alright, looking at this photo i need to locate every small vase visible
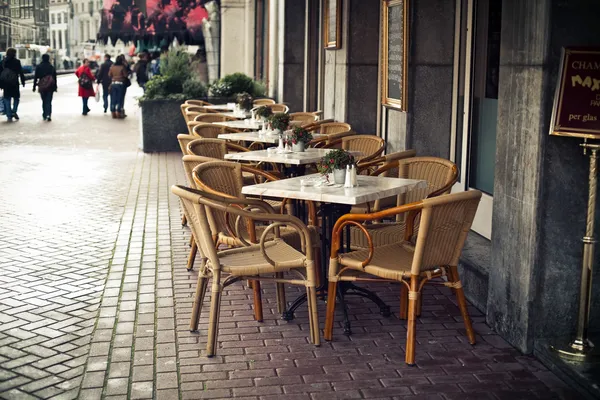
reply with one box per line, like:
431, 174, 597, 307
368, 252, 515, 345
292, 142, 305, 152
333, 168, 346, 184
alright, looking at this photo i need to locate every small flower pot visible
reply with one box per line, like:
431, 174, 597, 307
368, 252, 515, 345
292, 142, 306, 152
333, 168, 346, 184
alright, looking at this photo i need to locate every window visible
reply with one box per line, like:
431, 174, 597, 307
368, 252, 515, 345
52, 30, 56, 49
57, 13, 61, 23
51, 13, 55, 24
59, 31, 63, 49
64, 12, 67, 22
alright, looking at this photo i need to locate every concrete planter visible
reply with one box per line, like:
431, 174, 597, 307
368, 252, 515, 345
139, 99, 186, 153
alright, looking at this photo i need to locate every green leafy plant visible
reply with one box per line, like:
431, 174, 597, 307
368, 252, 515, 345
255, 106, 273, 119
236, 92, 253, 111
268, 112, 290, 131
140, 51, 207, 101
290, 126, 313, 144
318, 149, 355, 173
209, 73, 266, 98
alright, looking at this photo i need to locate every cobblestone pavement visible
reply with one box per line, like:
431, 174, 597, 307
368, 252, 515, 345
0, 81, 580, 399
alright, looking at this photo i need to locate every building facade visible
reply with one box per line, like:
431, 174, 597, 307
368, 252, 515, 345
49, 0, 69, 58
238, 0, 600, 396
0, 0, 9, 50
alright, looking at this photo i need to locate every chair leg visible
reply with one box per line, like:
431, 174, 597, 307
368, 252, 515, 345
307, 286, 320, 346
182, 214, 188, 226
186, 241, 198, 271
399, 284, 408, 320
206, 279, 222, 357
189, 270, 208, 331
450, 265, 476, 345
189, 235, 194, 247
324, 281, 338, 341
446, 267, 457, 295
416, 291, 422, 317
405, 275, 419, 366
275, 272, 286, 314
252, 280, 264, 322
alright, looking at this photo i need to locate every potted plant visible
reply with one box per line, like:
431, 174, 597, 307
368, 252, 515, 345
318, 149, 355, 184
254, 105, 273, 121
236, 92, 253, 112
268, 112, 290, 135
289, 126, 313, 153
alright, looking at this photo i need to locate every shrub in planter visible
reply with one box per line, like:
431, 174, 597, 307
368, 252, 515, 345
268, 112, 291, 132
255, 105, 273, 119
209, 73, 266, 98
236, 92, 254, 111
183, 78, 208, 99
317, 149, 355, 173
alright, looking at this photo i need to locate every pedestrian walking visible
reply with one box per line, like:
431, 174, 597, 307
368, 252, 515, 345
96, 54, 113, 113
108, 55, 128, 119
121, 56, 132, 117
33, 54, 57, 122
0, 48, 26, 123
75, 59, 96, 116
133, 51, 149, 92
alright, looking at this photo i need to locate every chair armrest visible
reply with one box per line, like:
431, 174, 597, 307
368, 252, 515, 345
226, 142, 250, 153
330, 201, 425, 261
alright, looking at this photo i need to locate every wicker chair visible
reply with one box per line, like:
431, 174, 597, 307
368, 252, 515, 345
270, 104, 290, 113
325, 190, 482, 365
324, 134, 385, 163
185, 100, 214, 107
187, 138, 249, 159
307, 122, 354, 148
171, 185, 320, 356
194, 113, 238, 123
253, 98, 276, 106
290, 112, 320, 124
350, 157, 459, 250
177, 134, 197, 156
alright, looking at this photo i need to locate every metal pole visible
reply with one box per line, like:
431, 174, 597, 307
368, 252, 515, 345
552, 140, 600, 360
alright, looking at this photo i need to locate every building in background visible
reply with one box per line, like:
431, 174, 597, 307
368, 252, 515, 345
49, 0, 69, 60
0, 0, 9, 50
33, 0, 50, 45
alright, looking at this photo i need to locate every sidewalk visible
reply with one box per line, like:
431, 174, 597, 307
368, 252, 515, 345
0, 89, 578, 399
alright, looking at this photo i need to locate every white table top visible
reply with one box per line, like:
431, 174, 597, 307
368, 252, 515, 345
218, 132, 327, 145
225, 148, 360, 165
242, 174, 427, 205
214, 120, 263, 130
204, 104, 235, 111
220, 111, 251, 119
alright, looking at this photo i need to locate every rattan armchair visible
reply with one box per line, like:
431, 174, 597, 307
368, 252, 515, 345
290, 112, 320, 124
324, 134, 385, 163
177, 134, 197, 155
171, 185, 321, 356
187, 138, 249, 159
325, 190, 482, 365
253, 98, 276, 106
307, 122, 354, 148
350, 157, 459, 250
270, 104, 290, 113
185, 100, 214, 107
194, 113, 238, 123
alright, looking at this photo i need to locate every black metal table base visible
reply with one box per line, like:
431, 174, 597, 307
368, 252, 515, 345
280, 203, 392, 335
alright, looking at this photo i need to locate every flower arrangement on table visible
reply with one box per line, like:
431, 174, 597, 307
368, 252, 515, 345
254, 105, 273, 121
268, 112, 291, 133
317, 149, 355, 183
236, 92, 254, 112
288, 126, 313, 152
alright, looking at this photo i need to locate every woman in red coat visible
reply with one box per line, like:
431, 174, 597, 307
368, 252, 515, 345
75, 59, 96, 116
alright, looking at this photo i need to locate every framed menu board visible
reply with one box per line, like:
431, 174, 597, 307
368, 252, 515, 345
550, 47, 600, 139
324, 0, 341, 49
381, 0, 408, 110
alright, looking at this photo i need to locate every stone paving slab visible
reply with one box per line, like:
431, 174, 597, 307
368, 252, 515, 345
0, 85, 581, 399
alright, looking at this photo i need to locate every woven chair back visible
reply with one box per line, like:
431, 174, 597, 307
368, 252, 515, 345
341, 135, 385, 162
396, 157, 458, 206
187, 138, 228, 159
270, 104, 289, 113
185, 100, 213, 107
290, 112, 319, 124
194, 113, 237, 123
192, 123, 224, 139
253, 98, 276, 106
182, 155, 215, 188
412, 191, 481, 274
193, 161, 245, 236
177, 134, 197, 155
320, 122, 351, 136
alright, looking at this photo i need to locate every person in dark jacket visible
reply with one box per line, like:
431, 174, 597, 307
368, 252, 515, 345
33, 54, 58, 121
0, 48, 26, 122
133, 51, 149, 92
96, 54, 113, 113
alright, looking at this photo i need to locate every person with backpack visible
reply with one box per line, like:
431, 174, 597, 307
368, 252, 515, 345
33, 54, 57, 122
75, 59, 96, 116
0, 48, 26, 123
96, 54, 113, 113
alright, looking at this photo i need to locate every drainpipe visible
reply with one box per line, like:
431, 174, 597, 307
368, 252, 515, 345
267, 0, 278, 99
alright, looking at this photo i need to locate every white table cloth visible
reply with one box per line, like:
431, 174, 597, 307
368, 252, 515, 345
242, 174, 427, 205
213, 120, 263, 130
